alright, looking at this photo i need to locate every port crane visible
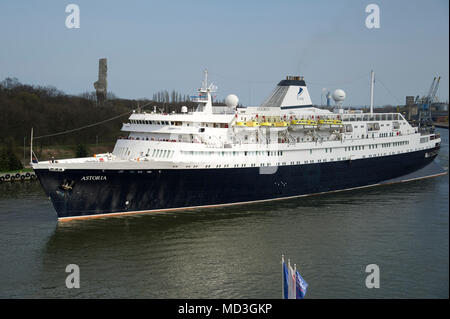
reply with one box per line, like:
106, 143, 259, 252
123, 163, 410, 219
418, 76, 441, 126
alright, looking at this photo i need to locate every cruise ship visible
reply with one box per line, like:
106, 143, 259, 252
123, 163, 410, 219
32, 71, 441, 220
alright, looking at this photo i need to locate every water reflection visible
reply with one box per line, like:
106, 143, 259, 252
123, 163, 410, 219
39, 174, 445, 298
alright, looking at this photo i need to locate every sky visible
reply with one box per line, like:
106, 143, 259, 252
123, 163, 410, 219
0, 0, 448, 107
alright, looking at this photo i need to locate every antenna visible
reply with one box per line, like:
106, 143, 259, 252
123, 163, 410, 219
209, 82, 218, 92
321, 88, 327, 106
202, 69, 208, 90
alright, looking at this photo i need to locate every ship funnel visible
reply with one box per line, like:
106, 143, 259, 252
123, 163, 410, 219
261, 76, 312, 109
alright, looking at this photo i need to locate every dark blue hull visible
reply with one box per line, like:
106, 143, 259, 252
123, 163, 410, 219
34, 148, 439, 219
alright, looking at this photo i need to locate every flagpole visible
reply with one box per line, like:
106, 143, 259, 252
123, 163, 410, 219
288, 259, 291, 299
281, 254, 284, 299
294, 264, 297, 299
30, 127, 33, 164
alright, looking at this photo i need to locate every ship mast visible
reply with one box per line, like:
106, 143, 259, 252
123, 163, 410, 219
370, 70, 374, 115
194, 69, 216, 114
203, 69, 208, 89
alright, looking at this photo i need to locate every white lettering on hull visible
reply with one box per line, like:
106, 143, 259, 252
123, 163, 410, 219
81, 176, 107, 181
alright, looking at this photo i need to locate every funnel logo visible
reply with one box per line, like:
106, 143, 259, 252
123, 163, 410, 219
297, 87, 304, 100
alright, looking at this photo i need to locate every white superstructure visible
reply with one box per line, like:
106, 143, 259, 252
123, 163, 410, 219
33, 71, 441, 171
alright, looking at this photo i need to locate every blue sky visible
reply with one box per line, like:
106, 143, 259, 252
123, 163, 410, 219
0, 0, 448, 107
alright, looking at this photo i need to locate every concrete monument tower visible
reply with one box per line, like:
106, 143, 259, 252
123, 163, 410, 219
93, 58, 107, 105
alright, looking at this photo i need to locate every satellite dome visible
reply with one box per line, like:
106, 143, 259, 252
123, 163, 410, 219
225, 94, 239, 108
332, 89, 346, 102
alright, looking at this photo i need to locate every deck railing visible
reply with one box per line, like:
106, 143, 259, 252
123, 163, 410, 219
341, 113, 403, 122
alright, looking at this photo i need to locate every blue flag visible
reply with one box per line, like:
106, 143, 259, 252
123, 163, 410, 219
295, 270, 308, 299
283, 261, 289, 299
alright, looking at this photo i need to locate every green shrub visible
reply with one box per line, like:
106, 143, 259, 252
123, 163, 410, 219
0, 138, 23, 172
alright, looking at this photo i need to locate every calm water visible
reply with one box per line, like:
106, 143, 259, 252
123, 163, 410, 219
0, 129, 448, 299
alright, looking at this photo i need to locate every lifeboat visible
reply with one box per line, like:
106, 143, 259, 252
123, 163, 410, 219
243, 121, 259, 131
289, 119, 308, 131
233, 121, 248, 132
270, 121, 289, 132
304, 120, 317, 129
331, 119, 343, 128
235, 121, 260, 132
245, 121, 259, 127
259, 121, 287, 132
317, 119, 333, 130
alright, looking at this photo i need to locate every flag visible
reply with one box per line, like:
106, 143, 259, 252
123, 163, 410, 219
282, 258, 289, 299
288, 262, 296, 299
295, 270, 308, 299
282, 255, 308, 299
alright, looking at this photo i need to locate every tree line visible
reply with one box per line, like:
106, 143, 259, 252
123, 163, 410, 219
152, 90, 191, 104
0, 77, 203, 147
0, 77, 204, 170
